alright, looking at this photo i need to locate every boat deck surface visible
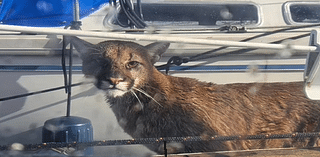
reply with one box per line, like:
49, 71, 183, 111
155, 147, 320, 157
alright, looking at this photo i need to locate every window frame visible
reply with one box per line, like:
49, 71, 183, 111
283, 1, 320, 25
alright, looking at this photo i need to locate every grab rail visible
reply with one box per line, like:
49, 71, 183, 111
0, 24, 317, 52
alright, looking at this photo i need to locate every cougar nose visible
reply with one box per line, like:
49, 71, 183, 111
107, 78, 124, 85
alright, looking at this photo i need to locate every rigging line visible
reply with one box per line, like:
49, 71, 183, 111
65, 0, 82, 117
238, 24, 320, 43
174, 33, 310, 72
189, 24, 318, 61
120, 0, 146, 28
156, 29, 313, 70
190, 32, 311, 62
62, 36, 69, 93
120, 0, 136, 28
136, 0, 143, 20
1, 132, 320, 151
126, 0, 146, 27
66, 43, 73, 117
0, 82, 84, 102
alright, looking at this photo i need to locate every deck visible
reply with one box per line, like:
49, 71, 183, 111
155, 147, 320, 157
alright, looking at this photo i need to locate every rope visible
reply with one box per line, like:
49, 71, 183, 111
1, 132, 319, 151
0, 83, 84, 102
156, 25, 317, 73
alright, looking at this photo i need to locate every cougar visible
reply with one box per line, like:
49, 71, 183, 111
70, 36, 320, 154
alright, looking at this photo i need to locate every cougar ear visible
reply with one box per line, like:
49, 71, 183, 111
67, 36, 97, 59
145, 42, 170, 65
67, 36, 104, 76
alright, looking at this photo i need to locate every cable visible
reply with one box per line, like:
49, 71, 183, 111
119, 0, 139, 28
66, 42, 73, 117
156, 33, 310, 72
156, 23, 320, 72
136, 0, 143, 20
0, 83, 84, 102
119, 0, 136, 28
61, 36, 69, 93
125, 0, 146, 28
117, 0, 146, 29
1, 132, 320, 151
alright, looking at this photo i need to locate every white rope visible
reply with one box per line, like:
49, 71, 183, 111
0, 24, 317, 52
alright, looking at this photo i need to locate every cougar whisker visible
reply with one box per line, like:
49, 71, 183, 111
132, 87, 163, 107
130, 89, 144, 109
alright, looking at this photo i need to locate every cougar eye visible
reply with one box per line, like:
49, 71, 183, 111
126, 61, 139, 69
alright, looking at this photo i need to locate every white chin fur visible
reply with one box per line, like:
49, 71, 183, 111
99, 80, 129, 97
106, 89, 127, 97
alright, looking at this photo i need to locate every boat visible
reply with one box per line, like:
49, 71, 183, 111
0, 0, 320, 156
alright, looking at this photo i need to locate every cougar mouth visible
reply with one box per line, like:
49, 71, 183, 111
96, 79, 132, 97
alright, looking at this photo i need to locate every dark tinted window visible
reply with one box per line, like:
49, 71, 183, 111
291, 5, 320, 23
284, 2, 320, 24
134, 3, 259, 26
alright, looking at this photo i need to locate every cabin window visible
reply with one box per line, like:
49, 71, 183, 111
115, 2, 260, 28
283, 2, 320, 24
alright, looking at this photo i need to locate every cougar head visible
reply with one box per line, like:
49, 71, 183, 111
70, 36, 170, 97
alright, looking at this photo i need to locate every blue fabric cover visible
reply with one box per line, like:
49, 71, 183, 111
0, 0, 109, 27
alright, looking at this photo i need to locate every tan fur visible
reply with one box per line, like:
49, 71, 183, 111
70, 36, 320, 154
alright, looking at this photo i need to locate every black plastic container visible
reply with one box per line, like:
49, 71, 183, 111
42, 116, 93, 155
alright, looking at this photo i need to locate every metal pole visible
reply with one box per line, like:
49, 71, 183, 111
66, 0, 81, 117
73, 0, 80, 21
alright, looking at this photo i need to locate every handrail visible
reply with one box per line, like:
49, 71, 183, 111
0, 24, 317, 52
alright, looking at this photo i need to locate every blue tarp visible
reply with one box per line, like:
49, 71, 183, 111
0, 0, 109, 27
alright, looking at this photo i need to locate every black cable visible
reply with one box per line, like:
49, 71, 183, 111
189, 23, 320, 62
118, 0, 146, 28
113, 0, 131, 28
156, 23, 320, 72
136, 0, 143, 20
188, 33, 311, 62
164, 141, 168, 157
66, 43, 73, 117
120, 0, 140, 28
164, 56, 189, 74
65, 17, 82, 117
157, 33, 311, 72
62, 36, 68, 93
119, 0, 133, 28
1, 132, 320, 151
0, 83, 84, 102
125, 0, 146, 27
108, 0, 129, 27
116, 18, 131, 27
